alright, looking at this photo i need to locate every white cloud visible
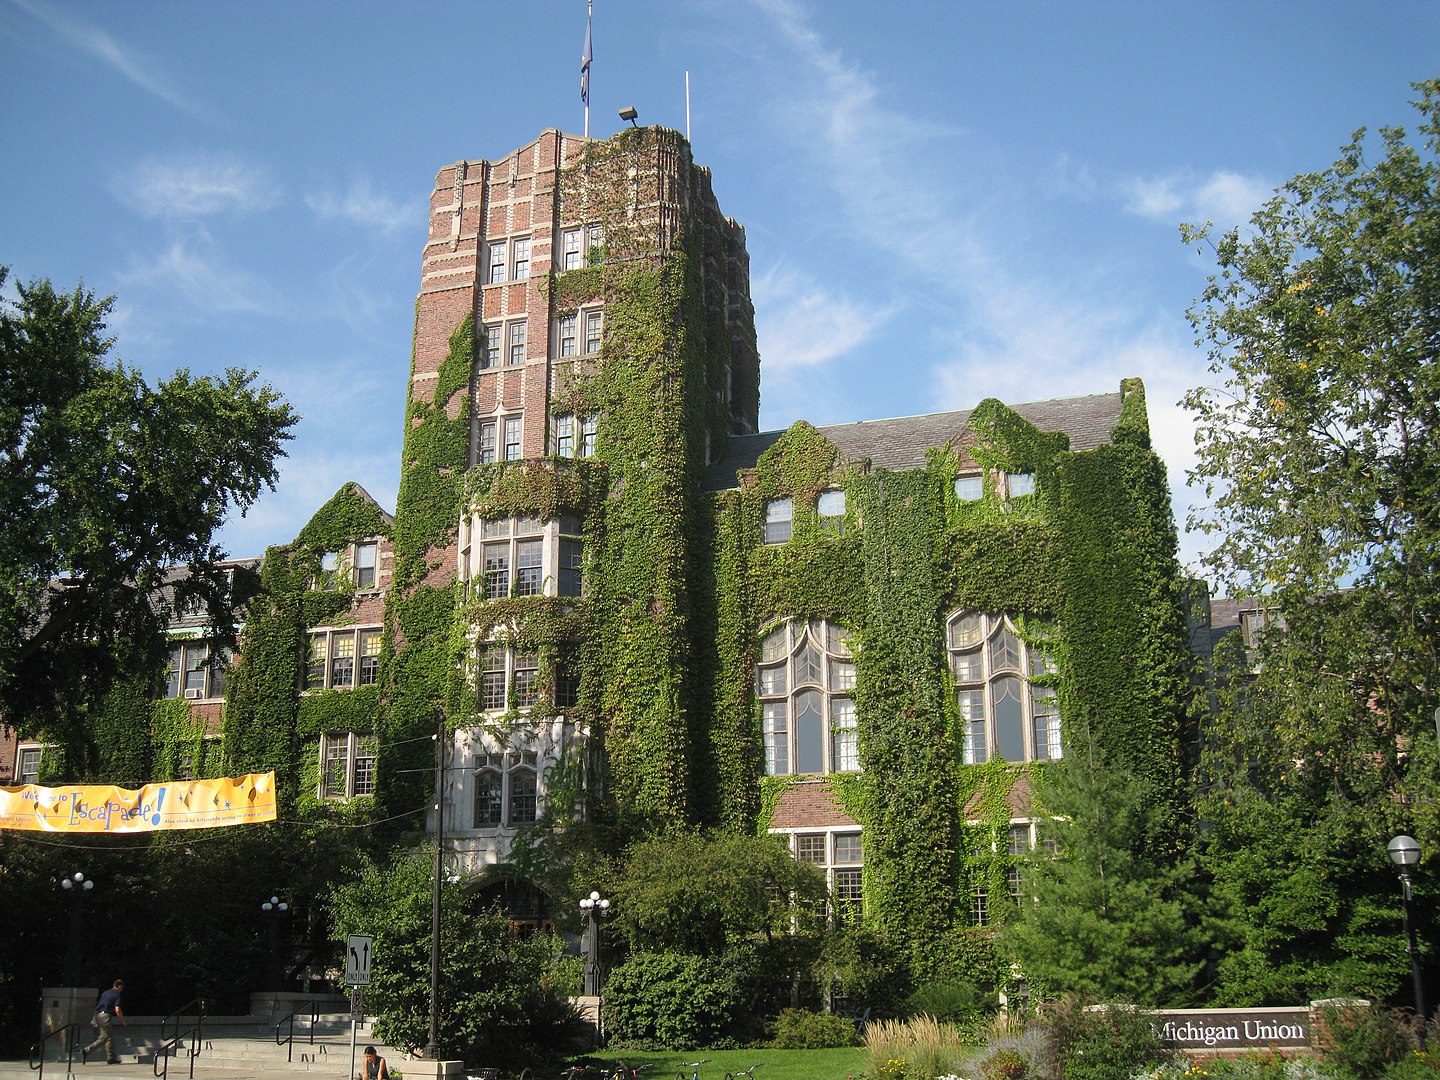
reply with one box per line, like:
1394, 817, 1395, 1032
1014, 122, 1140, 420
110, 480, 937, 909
1124, 169, 1273, 228
120, 238, 283, 316
12, 0, 213, 121
116, 156, 280, 220
306, 177, 416, 235
753, 264, 892, 373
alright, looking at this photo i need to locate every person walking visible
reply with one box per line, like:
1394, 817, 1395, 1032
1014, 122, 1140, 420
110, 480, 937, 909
81, 979, 126, 1064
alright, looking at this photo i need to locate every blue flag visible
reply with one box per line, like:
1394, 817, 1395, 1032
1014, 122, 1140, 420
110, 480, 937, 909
581, 7, 592, 107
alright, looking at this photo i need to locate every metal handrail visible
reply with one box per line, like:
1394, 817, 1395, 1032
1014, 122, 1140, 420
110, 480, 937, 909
275, 1000, 320, 1062
28, 1021, 81, 1079
153, 998, 205, 1080
157, 997, 207, 1050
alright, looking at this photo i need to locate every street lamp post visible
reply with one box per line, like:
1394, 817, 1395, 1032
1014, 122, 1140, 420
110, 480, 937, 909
260, 895, 289, 992
578, 890, 611, 997
60, 871, 93, 985
1387, 835, 1426, 1023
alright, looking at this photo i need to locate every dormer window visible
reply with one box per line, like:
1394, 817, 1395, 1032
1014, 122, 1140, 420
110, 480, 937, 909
315, 542, 380, 591
764, 498, 793, 545
954, 475, 985, 502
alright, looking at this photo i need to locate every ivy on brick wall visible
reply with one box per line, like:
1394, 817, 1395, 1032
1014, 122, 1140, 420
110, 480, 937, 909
223, 482, 391, 818
693, 390, 1196, 990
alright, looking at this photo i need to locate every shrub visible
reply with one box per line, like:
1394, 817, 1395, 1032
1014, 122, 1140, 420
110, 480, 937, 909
981, 1046, 1027, 1079
1316, 1002, 1418, 1080
866, 1014, 971, 1080
768, 1007, 859, 1049
602, 951, 742, 1049
906, 977, 999, 1026
1034, 996, 1176, 1080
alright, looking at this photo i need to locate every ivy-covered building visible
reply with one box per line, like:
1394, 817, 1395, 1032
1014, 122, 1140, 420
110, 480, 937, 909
360, 124, 1195, 974
6, 125, 1198, 984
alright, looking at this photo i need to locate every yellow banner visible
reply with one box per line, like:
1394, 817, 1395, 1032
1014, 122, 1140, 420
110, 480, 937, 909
0, 772, 277, 833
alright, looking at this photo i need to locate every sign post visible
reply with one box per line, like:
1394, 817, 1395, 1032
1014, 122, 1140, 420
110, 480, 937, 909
346, 935, 374, 1080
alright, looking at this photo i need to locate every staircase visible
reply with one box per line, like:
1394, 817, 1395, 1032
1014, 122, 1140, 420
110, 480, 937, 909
5, 1007, 459, 1080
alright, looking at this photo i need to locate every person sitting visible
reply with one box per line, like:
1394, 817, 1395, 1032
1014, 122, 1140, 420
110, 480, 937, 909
361, 1045, 389, 1080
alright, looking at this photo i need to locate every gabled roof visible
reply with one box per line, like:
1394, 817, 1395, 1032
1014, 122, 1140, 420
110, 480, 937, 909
702, 391, 1126, 491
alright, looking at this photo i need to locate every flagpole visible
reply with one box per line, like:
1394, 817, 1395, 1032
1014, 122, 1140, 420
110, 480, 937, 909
582, 0, 593, 138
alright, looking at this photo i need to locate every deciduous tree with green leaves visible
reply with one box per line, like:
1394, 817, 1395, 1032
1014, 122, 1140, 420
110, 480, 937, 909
0, 270, 297, 761
1181, 80, 1440, 1004
328, 854, 578, 1068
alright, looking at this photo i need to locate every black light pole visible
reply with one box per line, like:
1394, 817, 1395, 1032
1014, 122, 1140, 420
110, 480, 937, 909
1388, 835, 1426, 1023
578, 890, 611, 996
425, 716, 445, 1060
261, 895, 289, 992
60, 871, 93, 985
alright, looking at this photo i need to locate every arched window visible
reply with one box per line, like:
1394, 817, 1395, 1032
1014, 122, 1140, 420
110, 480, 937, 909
756, 619, 857, 775
947, 611, 1061, 764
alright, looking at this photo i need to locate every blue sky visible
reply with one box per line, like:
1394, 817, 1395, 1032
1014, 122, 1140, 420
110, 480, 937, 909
3, 0, 1436, 574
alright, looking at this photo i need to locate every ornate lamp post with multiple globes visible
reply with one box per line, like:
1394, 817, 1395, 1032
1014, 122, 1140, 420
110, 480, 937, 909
578, 890, 611, 997
1387, 835, 1425, 1023
60, 871, 94, 985
260, 895, 289, 992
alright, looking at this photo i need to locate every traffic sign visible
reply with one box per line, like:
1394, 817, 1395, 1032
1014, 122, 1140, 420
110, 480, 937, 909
345, 934, 373, 986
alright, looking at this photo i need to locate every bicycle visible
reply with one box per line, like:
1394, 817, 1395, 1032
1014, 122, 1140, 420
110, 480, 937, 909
609, 1063, 655, 1080
674, 1059, 711, 1080
559, 1067, 603, 1080
722, 1065, 763, 1080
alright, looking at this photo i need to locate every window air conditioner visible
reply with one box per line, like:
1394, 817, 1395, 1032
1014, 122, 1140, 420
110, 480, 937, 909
183, 688, 203, 700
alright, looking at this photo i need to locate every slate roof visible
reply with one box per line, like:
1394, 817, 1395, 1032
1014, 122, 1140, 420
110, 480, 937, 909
702, 390, 1127, 491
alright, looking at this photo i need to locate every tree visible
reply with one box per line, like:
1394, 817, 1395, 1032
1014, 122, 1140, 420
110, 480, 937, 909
1180, 79, 1440, 1004
609, 830, 827, 956
0, 270, 297, 749
1003, 724, 1210, 1007
328, 854, 578, 1068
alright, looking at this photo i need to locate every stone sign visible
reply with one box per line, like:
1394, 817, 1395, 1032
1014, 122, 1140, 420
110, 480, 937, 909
1156, 1007, 1311, 1050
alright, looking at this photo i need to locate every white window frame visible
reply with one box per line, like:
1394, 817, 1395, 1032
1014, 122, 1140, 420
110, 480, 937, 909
756, 619, 857, 776
488, 239, 507, 284
15, 743, 43, 786
763, 497, 793, 545
553, 414, 575, 457
482, 322, 502, 368
948, 611, 1061, 764
954, 473, 986, 502
165, 639, 230, 701
470, 515, 584, 603
478, 419, 498, 464
780, 828, 864, 925
306, 627, 383, 691
817, 490, 846, 535
314, 541, 379, 591
503, 416, 523, 460
583, 308, 603, 355
477, 646, 539, 711
1006, 472, 1036, 499
556, 313, 577, 357
320, 731, 377, 799
511, 236, 530, 280
507, 320, 527, 366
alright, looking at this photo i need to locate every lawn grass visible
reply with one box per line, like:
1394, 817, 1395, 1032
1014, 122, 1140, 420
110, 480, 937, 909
559, 1046, 870, 1080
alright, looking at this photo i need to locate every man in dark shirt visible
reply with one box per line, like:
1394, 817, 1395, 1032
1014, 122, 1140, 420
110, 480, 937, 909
82, 979, 126, 1064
